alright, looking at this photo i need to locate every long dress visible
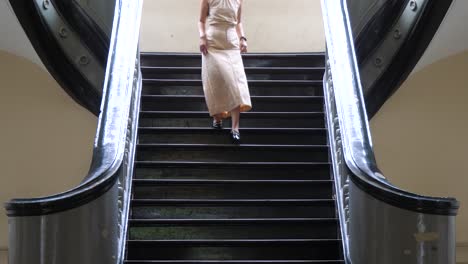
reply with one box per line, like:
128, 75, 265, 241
202, 0, 252, 118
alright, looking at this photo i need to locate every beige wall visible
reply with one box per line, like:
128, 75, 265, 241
0, 250, 6, 264
0, 51, 97, 250
140, 0, 325, 53
371, 50, 468, 262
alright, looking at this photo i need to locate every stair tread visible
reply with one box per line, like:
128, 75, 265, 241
124, 260, 344, 264
127, 239, 342, 244
139, 127, 326, 131
141, 66, 325, 70
140, 111, 324, 118
141, 52, 325, 56
144, 79, 322, 84
138, 128, 325, 133
141, 95, 323, 99
132, 199, 335, 206
129, 218, 338, 223
137, 143, 328, 148
135, 161, 330, 166
125, 260, 344, 264
133, 179, 333, 184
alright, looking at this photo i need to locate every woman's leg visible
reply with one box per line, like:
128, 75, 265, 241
212, 113, 223, 130
230, 106, 241, 132
213, 114, 222, 123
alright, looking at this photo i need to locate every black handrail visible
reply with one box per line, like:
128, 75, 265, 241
7, 0, 107, 115
351, 0, 454, 118
5, 0, 143, 217
324, 0, 459, 217
51, 0, 111, 66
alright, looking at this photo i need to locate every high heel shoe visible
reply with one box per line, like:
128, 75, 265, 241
230, 130, 241, 144
212, 119, 223, 130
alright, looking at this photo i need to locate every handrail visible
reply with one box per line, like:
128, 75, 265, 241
6, 0, 143, 263
51, 0, 112, 66
322, 0, 458, 262
5, 0, 142, 217
6, 0, 116, 115
350, 0, 454, 118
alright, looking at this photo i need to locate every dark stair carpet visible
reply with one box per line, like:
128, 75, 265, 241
124, 53, 343, 263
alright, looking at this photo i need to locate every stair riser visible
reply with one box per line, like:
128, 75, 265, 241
134, 166, 331, 180
141, 71, 324, 81
126, 242, 340, 260
131, 204, 336, 219
141, 55, 325, 68
139, 116, 325, 129
129, 222, 337, 240
141, 98, 323, 112
136, 148, 329, 162
133, 183, 332, 199
138, 132, 326, 145
143, 85, 323, 96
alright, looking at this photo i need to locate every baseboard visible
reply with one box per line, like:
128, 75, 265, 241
458, 241, 468, 264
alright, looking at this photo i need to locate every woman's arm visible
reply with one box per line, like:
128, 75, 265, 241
236, 0, 248, 53
199, 0, 209, 55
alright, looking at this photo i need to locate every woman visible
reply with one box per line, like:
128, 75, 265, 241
198, 0, 252, 144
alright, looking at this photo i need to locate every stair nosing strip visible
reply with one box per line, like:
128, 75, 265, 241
126, 238, 342, 244
139, 111, 325, 117
136, 143, 328, 148
132, 179, 333, 183
129, 218, 338, 223
141, 66, 326, 70
131, 199, 335, 205
143, 79, 323, 83
141, 95, 324, 99
138, 127, 327, 131
135, 161, 331, 166
140, 52, 325, 56
124, 261, 344, 263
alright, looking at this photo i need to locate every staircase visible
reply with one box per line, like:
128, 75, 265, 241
124, 53, 344, 263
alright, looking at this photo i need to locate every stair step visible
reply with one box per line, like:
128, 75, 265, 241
141, 95, 323, 112
132, 179, 333, 199
128, 218, 338, 240
133, 179, 331, 185
141, 66, 325, 80
132, 199, 335, 205
126, 239, 341, 260
140, 52, 325, 68
125, 261, 344, 264
136, 144, 329, 163
137, 127, 327, 145
131, 199, 336, 219
128, 53, 339, 262
143, 79, 321, 87
142, 79, 323, 96
139, 111, 325, 128
143, 83, 322, 97
129, 218, 337, 224
134, 161, 330, 180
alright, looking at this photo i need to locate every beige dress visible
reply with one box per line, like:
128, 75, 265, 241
202, 0, 252, 118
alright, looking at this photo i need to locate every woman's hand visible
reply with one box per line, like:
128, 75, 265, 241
240, 39, 248, 53
200, 36, 208, 55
